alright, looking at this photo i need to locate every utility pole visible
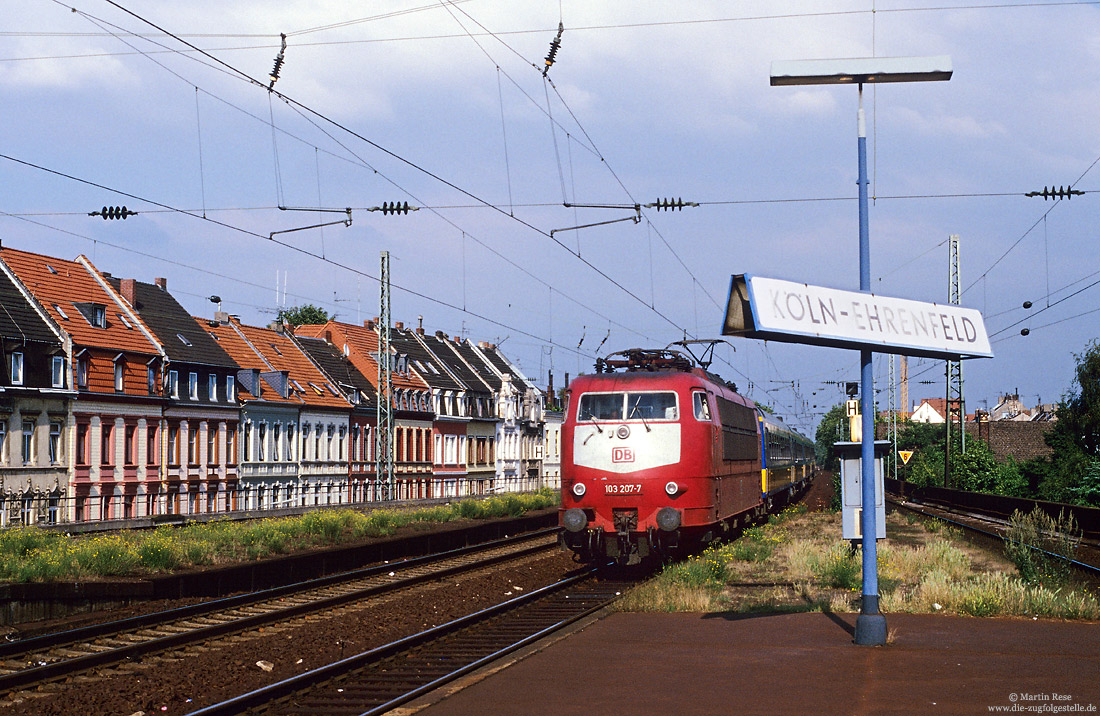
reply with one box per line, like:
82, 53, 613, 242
945, 234, 965, 487
376, 251, 394, 501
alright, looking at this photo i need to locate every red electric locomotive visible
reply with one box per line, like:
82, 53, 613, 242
559, 345, 814, 564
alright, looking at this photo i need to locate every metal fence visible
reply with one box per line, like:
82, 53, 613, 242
0, 471, 557, 531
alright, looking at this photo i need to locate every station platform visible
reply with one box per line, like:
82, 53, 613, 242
408, 611, 1100, 715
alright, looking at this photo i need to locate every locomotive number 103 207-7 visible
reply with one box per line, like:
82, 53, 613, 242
604, 483, 643, 495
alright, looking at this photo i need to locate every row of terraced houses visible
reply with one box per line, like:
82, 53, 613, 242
0, 245, 559, 526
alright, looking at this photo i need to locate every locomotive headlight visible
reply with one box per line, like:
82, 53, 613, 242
571, 482, 587, 498
563, 508, 588, 532
656, 507, 681, 532
664, 481, 679, 496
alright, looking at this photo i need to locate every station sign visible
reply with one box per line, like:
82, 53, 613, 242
722, 274, 993, 360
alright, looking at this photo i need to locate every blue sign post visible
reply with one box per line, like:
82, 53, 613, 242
734, 56, 958, 646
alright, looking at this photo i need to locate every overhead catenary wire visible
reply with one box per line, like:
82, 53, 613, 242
56, 1, 663, 355
95, 0, 691, 344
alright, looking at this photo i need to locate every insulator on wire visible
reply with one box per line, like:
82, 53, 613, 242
542, 22, 564, 77
1026, 185, 1084, 200
370, 201, 417, 215
648, 198, 699, 211
89, 206, 136, 220
268, 33, 287, 90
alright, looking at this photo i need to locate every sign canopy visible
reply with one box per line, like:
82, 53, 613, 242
722, 275, 994, 360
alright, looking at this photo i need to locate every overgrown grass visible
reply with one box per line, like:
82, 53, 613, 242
1003, 508, 1080, 588
619, 506, 1100, 620
0, 490, 558, 583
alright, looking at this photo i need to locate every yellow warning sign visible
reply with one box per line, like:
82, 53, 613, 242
898, 450, 914, 465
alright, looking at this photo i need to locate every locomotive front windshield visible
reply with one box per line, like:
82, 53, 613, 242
576, 391, 678, 421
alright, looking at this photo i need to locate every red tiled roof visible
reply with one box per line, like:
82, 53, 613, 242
296, 321, 429, 393
1, 247, 158, 356
203, 317, 350, 409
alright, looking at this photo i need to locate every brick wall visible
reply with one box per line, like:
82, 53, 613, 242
967, 421, 1053, 463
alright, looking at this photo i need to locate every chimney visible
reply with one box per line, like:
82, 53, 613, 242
565, 372, 570, 389
365, 319, 375, 330
435, 330, 447, 339
477, 341, 488, 349
120, 278, 136, 306
324, 329, 333, 343
394, 321, 404, 331
214, 310, 230, 324
416, 326, 425, 336
154, 277, 167, 291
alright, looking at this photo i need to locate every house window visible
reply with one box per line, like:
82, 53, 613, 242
147, 365, 156, 394
22, 420, 35, 465
76, 423, 88, 465
9, 352, 23, 386
337, 426, 345, 461
125, 425, 136, 465
168, 370, 179, 399
101, 422, 113, 466
226, 375, 235, 403
51, 356, 65, 388
167, 425, 179, 465
258, 423, 267, 462
188, 428, 198, 465
189, 372, 198, 400
227, 428, 236, 463
0, 421, 6, 463
207, 425, 218, 465
147, 425, 157, 465
114, 359, 125, 392
48, 422, 62, 464
286, 424, 296, 461
89, 304, 106, 328
77, 357, 88, 388
208, 374, 217, 401
434, 434, 442, 465
53, 303, 69, 320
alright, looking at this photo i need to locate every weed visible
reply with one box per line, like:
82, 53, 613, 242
1003, 508, 1080, 588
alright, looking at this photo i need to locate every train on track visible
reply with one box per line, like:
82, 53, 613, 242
559, 344, 815, 564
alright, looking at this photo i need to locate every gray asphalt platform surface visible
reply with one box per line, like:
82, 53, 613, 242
411, 611, 1100, 715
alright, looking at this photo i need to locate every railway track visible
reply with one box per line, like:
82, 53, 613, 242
0, 528, 559, 697
187, 568, 629, 716
887, 494, 1100, 579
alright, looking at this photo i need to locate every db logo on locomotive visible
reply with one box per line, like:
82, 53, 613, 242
611, 447, 635, 463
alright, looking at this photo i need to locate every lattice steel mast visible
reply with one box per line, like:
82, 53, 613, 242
376, 250, 394, 500
945, 234, 965, 486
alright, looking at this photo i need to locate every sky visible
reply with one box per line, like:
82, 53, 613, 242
2, 0, 1098, 436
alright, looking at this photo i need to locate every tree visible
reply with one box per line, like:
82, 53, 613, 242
814, 404, 847, 471
275, 304, 331, 328
1026, 340, 1100, 504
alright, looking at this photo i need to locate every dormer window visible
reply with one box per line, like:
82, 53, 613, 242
9, 352, 24, 385
53, 304, 69, 320
74, 302, 107, 328
46, 264, 58, 274
177, 334, 192, 347
52, 356, 65, 388
269, 343, 283, 356
118, 313, 133, 329
113, 355, 125, 392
